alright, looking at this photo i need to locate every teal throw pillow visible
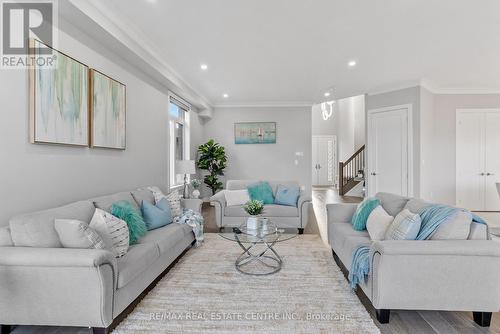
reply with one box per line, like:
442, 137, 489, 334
274, 184, 300, 207
247, 182, 275, 205
112, 201, 147, 245
141, 199, 172, 231
351, 197, 380, 231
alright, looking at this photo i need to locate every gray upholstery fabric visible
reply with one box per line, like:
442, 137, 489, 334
468, 222, 488, 240
404, 198, 430, 213
138, 223, 191, 254
0, 226, 13, 246
116, 243, 159, 288
54, 219, 106, 249
430, 210, 472, 240
131, 188, 155, 206
328, 222, 370, 270
0, 247, 115, 267
326, 203, 358, 223
92, 191, 139, 212
9, 200, 95, 247
226, 180, 300, 195
225, 204, 298, 217
375, 192, 409, 216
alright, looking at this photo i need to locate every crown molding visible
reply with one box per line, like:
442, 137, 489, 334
213, 102, 314, 108
66, 0, 212, 109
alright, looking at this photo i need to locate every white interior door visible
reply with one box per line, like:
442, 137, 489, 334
312, 136, 336, 186
456, 112, 484, 210
367, 106, 411, 197
484, 112, 500, 210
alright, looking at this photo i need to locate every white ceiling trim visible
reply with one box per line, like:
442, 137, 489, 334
213, 102, 314, 108
68, 0, 212, 109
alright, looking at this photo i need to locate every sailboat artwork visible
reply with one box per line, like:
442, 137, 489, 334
234, 122, 277, 144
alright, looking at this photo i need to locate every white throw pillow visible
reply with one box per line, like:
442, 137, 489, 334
148, 186, 182, 218
224, 189, 250, 206
366, 206, 394, 241
89, 208, 129, 258
430, 210, 472, 240
0, 226, 13, 246
55, 219, 106, 249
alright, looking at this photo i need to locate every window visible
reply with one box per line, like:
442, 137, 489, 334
169, 95, 190, 188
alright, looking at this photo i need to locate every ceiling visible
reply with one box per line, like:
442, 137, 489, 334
82, 0, 500, 106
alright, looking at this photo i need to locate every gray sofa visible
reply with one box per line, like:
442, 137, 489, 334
327, 192, 500, 327
210, 180, 311, 233
0, 187, 202, 334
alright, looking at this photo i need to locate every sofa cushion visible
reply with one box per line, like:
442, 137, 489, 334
54, 219, 106, 249
9, 200, 95, 247
141, 200, 172, 230
131, 188, 155, 207
225, 204, 298, 217
247, 182, 275, 205
366, 206, 394, 241
92, 192, 139, 212
468, 222, 489, 240
351, 197, 380, 231
0, 226, 13, 246
90, 208, 129, 258
225, 189, 250, 207
117, 243, 159, 288
404, 198, 430, 214
385, 209, 421, 240
274, 184, 300, 207
430, 210, 472, 240
138, 223, 190, 254
112, 201, 147, 245
376, 192, 409, 216
341, 236, 372, 271
328, 222, 369, 255
226, 180, 300, 196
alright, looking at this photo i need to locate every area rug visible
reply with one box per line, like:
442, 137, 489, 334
113, 233, 380, 333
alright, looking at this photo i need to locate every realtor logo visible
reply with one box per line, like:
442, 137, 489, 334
1, 0, 57, 68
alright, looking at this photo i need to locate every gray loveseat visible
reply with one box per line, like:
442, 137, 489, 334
210, 180, 311, 233
0, 187, 202, 334
327, 192, 500, 327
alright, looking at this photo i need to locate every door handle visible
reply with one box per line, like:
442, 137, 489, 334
370, 172, 377, 176
487, 173, 495, 176
318, 164, 321, 169
479, 173, 485, 176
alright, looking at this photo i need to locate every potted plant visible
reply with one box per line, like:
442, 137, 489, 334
196, 139, 228, 195
243, 200, 264, 229
191, 179, 202, 199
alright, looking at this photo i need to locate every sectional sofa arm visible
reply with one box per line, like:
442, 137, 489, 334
326, 203, 357, 224
209, 190, 226, 206
181, 198, 203, 213
0, 247, 116, 327
372, 240, 500, 257
0, 246, 116, 268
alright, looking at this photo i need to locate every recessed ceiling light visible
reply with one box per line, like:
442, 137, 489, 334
348, 60, 357, 67
223, 93, 229, 98
146, 0, 157, 3
200, 64, 208, 71
324, 92, 331, 97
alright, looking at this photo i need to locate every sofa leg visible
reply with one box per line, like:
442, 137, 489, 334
376, 309, 390, 324
1, 325, 12, 334
91, 327, 109, 334
473, 312, 492, 327
298, 228, 304, 235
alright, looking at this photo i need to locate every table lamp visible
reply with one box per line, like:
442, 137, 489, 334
175, 160, 196, 198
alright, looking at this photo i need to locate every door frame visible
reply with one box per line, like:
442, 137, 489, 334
312, 135, 337, 187
455, 108, 500, 210
366, 104, 414, 197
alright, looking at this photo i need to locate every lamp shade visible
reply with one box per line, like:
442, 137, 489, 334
175, 160, 196, 175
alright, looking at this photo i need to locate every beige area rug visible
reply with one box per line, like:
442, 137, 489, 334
113, 234, 380, 334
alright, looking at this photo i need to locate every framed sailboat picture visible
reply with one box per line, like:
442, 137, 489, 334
234, 122, 277, 144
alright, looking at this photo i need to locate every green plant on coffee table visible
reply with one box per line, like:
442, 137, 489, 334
197, 139, 228, 195
191, 178, 202, 189
244, 200, 264, 216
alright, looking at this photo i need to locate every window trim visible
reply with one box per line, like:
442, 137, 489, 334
168, 92, 191, 189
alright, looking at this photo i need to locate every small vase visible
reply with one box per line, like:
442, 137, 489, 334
192, 189, 200, 199
246, 216, 260, 230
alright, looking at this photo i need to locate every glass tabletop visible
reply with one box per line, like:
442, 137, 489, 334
219, 227, 297, 244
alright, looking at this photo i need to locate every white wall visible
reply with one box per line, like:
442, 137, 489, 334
0, 25, 182, 225
432, 94, 500, 205
419, 87, 435, 201
365, 86, 421, 197
203, 106, 312, 195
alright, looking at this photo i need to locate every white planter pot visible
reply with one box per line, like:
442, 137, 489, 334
192, 189, 200, 199
246, 216, 260, 230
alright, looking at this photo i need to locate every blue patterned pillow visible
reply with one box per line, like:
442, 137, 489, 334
274, 184, 300, 207
384, 209, 421, 240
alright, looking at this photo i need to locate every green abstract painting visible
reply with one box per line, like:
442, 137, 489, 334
234, 122, 277, 144
31, 40, 89, 146
91, 70, 126, 149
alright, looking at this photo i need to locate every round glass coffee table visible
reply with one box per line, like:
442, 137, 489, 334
219, 225, 296, 276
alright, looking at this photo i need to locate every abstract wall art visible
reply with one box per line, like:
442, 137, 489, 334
234, 122, 277, 144
30, 39, 89, 146
90, 69, 126, 149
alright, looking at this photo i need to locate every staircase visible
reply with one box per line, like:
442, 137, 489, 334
339, 145, 365, 196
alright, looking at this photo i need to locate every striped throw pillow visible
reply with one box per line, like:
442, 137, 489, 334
90, 208, 129, 258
